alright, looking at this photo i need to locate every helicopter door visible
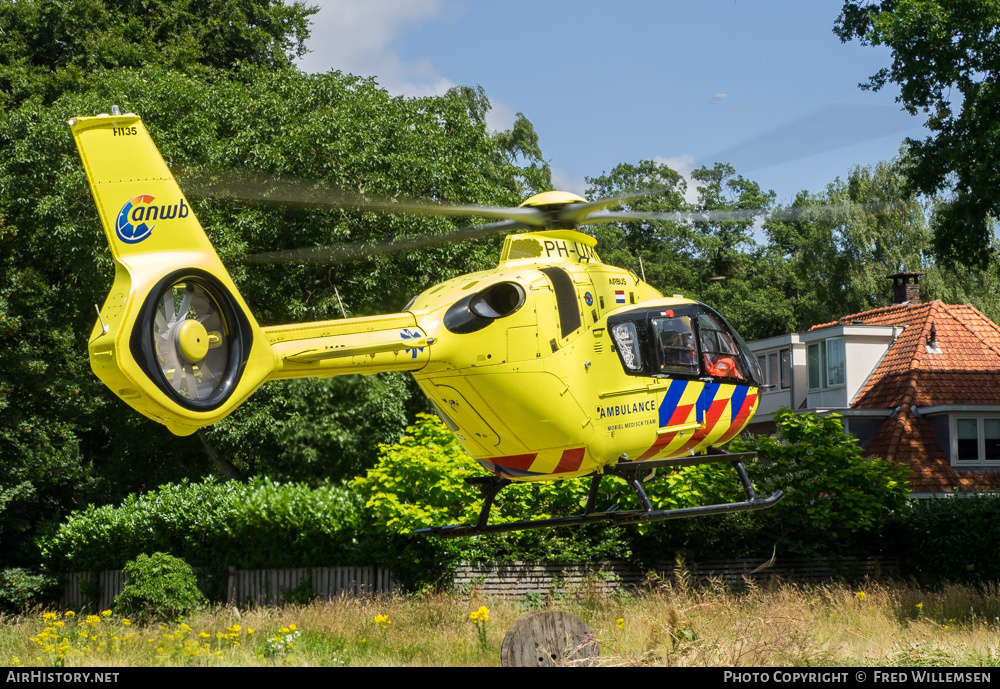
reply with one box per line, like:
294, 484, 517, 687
427, 381, 501, 451
651, 314, 699, 376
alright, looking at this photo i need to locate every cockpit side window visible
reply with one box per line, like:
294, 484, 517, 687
610, 321, 643, 372
651, 315, 698, 376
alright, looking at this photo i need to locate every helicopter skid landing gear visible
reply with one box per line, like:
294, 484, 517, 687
414, 451, 783, 538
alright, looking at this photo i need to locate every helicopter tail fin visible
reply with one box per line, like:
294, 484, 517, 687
69, 111, 275, 435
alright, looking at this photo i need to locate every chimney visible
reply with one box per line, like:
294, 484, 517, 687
888, 272, 925, 304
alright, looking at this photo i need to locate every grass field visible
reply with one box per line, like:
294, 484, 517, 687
3, 574, 1000, 667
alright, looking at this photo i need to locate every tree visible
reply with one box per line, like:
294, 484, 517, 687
584, 160, 693, 295
766, 157, 929, 326
738, 409, 910, 555
583, 160, 791, 341
685, 163, 787, 341
765, 155, 1000, 329
835, 1, 1000, 270
0, 0, 316, 105
0, 28, 550, 565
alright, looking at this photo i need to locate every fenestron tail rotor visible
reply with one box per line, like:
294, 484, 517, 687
153, 281, 229, 402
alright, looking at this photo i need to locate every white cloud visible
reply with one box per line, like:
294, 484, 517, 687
297, 0, 456, 97
654, 154, 699, 204
484, 99, 517, 134
297, 1, 521, 128
550, 168, 589, 197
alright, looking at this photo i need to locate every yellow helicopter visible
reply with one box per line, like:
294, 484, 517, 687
68, 108, 782, 536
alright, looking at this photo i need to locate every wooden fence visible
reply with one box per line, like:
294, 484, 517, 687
453, 556, 898, 598
62, 566, 399, 610
62, 556, 897, 608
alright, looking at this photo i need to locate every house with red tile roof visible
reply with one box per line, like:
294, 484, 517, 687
747, 273, 1000, 496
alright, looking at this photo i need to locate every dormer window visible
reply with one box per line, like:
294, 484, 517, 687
807, 338, 845, 390
757, 348, 790, 391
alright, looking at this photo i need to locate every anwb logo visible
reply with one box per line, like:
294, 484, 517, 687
115, 194, 189, 244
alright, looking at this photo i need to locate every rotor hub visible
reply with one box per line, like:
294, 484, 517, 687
175, 318, 210, 363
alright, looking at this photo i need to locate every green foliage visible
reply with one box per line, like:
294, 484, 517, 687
585, 159, 786, 341
352, 413, 483, 532
353, 414, 762, 566
738, 409, 910, 543
635, 411, 911, 565
0, 0, 316, 105
114, 553, 205, 623
40, 477, 366, 572
763, 156, 1000, 328
835, 0, 1000, 270
206, 375, 409, 483
0, 568, 60, 612
766, 158, 929, 326
352, 414, 632, 576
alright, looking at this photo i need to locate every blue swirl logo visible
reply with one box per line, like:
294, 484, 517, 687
115, 195, 189, 244
115, 194, 157, 244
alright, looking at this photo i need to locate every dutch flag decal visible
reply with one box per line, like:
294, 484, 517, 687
615, 290, 626, 304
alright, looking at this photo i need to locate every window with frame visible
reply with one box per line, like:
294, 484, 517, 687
757, 348, 791, 391
780, 348, 791, 389
807, 339, 845, 390
954, 417, 1000, 466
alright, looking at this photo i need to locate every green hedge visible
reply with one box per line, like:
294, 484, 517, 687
41, 478, 367, 572
886, 492, 1000, 585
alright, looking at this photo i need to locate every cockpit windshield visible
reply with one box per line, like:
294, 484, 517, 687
696, 312, 749, 381
608, 304, 761, 385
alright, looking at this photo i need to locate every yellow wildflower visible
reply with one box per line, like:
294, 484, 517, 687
855, 591, 866, 601
101, 609, 112, 617
616, 617, 624, 629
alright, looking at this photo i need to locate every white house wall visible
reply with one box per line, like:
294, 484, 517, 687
749, 326, 897, 417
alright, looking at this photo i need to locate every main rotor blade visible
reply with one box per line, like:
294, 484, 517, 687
557, 186, 679, 225
582, 201, 918, 226
244, 220, 532, 265
182, 171, 548, 225
582, 208, 769, 225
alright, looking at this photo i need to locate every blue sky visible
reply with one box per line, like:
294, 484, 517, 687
297, 1, 927, 206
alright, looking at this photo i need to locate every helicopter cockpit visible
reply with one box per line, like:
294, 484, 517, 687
607, 304, 762, 385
